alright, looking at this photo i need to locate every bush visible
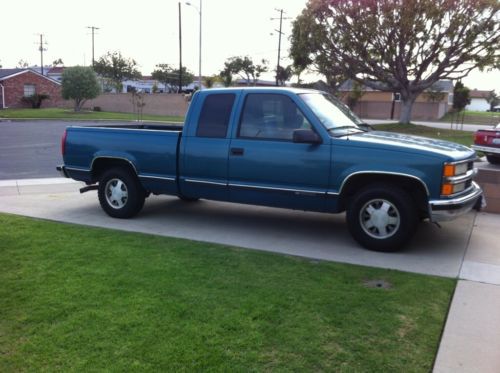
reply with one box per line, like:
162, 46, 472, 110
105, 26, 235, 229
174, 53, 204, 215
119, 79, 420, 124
21, 93, 50, 109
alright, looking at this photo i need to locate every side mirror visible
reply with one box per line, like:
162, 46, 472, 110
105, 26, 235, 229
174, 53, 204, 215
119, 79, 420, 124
293, 129, 322, 144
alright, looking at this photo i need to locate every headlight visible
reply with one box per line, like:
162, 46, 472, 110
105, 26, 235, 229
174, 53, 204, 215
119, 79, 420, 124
441, 160, 473, 197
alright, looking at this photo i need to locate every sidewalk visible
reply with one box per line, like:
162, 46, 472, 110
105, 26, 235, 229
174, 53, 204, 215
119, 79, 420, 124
1, 178, 499, 372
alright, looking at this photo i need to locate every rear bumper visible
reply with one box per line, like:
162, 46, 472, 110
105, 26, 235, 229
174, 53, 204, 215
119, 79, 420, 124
429, 182, 484, 222
56, 165, 70, 178
472, 145, 500, 155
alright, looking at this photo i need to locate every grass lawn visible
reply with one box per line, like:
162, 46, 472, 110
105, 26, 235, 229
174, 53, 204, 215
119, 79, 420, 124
0, 214, 455, 372
376, 122, 475, 147
440, 110, 500, 125
0, 108, 184, 123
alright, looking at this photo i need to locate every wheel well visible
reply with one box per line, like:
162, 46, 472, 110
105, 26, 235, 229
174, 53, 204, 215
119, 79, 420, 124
91, 158, 137, 183
338, 174, 429, 217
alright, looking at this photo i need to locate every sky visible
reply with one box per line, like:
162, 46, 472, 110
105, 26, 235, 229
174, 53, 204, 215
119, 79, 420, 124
1, 0, 498, 90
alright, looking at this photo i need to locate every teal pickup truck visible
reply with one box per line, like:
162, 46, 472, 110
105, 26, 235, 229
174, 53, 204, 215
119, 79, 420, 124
58, 87, 483, 252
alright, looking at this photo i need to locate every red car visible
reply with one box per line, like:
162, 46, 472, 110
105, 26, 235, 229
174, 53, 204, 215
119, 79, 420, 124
473, 123, 500, 164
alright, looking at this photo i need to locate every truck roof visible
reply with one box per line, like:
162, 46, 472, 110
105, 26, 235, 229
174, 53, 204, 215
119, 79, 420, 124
194, 86, 324, 96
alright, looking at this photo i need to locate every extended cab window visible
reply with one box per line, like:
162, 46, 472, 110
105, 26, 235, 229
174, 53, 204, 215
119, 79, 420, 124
239, 94, 312, 141
196, 94, 235, 138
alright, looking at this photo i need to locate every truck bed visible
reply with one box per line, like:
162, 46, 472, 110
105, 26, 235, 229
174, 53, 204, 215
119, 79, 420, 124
63, 125, 183, 193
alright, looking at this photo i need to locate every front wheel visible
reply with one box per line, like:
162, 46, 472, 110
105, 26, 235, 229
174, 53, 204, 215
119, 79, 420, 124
98, 167, 146, 218
346, 184, 418, 252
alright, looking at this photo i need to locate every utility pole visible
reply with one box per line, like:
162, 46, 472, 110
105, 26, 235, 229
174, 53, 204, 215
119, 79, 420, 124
271, 9, 290, 86
37, 34, 47, 75
87, 26, 100, 68
178, 2, 183, 93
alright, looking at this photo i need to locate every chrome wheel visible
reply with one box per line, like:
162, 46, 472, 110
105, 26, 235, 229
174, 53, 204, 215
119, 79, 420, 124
359, 198, 400, 239
105, 178, 128, 209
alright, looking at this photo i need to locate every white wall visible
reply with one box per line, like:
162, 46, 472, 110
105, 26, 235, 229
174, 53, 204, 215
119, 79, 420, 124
466, 98, 489, 112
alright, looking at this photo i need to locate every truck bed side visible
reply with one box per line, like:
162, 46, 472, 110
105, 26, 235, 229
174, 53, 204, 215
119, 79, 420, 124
63, 125, 182, 194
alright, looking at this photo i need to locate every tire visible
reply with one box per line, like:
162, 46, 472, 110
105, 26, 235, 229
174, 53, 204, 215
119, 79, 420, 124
486, 154, 500, 165
346, 184, 418, 252
97, 167, 146, 218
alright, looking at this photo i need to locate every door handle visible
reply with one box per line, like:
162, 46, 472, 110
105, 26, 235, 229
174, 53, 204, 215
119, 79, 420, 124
230, 147, 244, 156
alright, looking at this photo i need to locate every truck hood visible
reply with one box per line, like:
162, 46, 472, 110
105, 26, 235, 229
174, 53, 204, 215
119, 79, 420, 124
348, 130, 475, 160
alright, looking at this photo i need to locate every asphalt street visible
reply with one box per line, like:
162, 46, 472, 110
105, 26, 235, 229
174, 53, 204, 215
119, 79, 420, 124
0, 119, 168, 180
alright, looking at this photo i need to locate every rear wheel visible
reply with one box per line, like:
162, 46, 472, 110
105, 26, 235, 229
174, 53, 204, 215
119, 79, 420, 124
346, 184, 418, 252
98, 167, 146, 218
486, 154, 500, 165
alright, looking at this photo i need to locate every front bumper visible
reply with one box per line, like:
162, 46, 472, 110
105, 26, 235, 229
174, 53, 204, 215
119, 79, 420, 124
429, 182, 484, 222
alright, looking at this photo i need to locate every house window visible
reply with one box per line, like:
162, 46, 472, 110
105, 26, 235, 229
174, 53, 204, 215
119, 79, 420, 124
448, 93, 453, 105
393, 92, 401, 102
24, 84, 36, 97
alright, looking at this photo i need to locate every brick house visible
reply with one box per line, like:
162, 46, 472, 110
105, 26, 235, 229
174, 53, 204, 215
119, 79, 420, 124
0, 68, 64, 109
339, 79, 454, 120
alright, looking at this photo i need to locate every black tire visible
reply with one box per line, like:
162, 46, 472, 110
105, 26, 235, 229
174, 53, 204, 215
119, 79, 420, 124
486, 154, 500, 165
346, 184, 418, 252
97, 167, 146, 218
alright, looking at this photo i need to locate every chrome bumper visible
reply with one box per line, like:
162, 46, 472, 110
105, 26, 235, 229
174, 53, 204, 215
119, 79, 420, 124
429, 182, 484, 222
471, 145, 500, 155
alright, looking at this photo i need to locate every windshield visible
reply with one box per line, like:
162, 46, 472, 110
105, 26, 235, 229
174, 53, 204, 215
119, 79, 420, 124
299, 93, 364, 130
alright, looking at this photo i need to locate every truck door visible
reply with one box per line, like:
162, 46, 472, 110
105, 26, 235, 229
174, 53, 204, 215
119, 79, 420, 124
228, 93, 331, 212
179, 93, 236, 201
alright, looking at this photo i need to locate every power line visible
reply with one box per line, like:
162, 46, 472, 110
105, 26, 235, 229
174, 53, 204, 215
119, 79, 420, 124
270, 9, 291, 86
36, 34, 48, 75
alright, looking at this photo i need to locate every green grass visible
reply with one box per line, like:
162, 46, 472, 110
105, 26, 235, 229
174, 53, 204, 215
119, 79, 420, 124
376, 122, 475, 147
440, 110, 500, 125
0, 108, 184, 123
0, 213, 454, 372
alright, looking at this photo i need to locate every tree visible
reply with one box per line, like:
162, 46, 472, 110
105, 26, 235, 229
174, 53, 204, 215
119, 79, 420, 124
453, 81, 471, 111
290, 0, 500, 123
276, 65, 293, 86
17, 59, 29, 68
93, 51, 141, 92
52, 58, 64, 67
486, 90, 500, 111
222, 56, 268, 86
424, 84, 446, 103
345, 81, 365, 110
204, 75, 221, 88
219, 66, 233, 87
151, 64, 194, 93
61, 66, 101, 111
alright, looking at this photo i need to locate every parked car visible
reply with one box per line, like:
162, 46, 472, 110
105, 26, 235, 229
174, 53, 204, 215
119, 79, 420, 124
57, 87, 483, 252
472, 123, 500, 164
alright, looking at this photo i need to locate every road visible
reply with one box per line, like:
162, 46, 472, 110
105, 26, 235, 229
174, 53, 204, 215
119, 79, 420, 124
0, 119, 166, 180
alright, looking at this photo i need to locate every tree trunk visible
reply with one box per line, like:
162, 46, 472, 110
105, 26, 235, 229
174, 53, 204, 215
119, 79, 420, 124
399, 95, 417, 124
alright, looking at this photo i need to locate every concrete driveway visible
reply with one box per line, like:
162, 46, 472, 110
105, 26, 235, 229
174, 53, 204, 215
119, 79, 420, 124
0, 178, 475, 278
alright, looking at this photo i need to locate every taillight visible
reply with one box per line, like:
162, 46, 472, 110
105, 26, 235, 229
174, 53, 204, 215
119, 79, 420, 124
61, 129, 67, 156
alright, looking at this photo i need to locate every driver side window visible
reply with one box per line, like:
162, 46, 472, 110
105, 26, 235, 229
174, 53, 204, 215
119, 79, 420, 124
238, 94, 312, 141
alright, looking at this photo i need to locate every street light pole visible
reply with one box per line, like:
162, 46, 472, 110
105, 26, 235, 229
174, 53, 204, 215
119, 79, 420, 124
186, 0, 202, 90
178, 2, 183, 93
199, 0, 202, 90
